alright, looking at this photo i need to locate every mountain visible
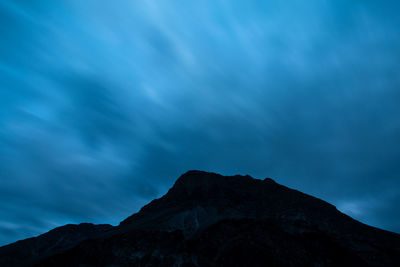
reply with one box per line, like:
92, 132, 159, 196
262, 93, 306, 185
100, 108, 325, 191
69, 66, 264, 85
0, 223, 113, 267
1, 170, 399, 266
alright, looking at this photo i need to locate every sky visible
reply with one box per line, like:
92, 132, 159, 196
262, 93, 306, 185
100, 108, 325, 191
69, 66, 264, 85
0, 0, 399, 246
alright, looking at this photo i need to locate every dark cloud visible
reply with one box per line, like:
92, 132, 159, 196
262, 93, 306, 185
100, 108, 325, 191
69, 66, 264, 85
0, 0, 399, 245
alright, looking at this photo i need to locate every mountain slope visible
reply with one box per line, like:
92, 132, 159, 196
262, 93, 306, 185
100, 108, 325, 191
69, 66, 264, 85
1, 170, 399, 266
0, 223, 113, 267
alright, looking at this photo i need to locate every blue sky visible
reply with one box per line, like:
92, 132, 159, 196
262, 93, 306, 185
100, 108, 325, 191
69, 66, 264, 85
0, 0, 399, 245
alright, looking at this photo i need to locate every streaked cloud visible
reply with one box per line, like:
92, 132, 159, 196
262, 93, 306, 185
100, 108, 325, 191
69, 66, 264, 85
0, 0, 399, 245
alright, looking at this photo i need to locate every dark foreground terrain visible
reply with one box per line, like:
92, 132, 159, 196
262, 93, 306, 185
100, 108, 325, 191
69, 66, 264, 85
1, 171, 399, 266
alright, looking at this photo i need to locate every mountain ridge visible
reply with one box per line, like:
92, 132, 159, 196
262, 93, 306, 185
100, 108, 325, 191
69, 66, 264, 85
1, 170, 399, 266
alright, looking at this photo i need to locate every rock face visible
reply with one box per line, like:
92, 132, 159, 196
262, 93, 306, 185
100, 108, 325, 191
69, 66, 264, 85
1, 170, 400, 266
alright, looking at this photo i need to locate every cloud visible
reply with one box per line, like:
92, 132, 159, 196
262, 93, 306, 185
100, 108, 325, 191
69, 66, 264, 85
0, 0, 399, 245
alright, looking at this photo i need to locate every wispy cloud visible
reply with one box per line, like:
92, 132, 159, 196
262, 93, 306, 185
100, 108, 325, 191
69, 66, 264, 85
0, 0, 399, 245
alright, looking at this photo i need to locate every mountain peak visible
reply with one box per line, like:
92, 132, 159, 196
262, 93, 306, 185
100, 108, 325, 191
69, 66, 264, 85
175, 170, 256, 183
175, 170, 223, 184
120, 170, 335, 234
170, 170, 262, 196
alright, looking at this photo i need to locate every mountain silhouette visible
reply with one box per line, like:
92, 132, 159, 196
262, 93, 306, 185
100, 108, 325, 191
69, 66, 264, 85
1, 170, 399, 266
